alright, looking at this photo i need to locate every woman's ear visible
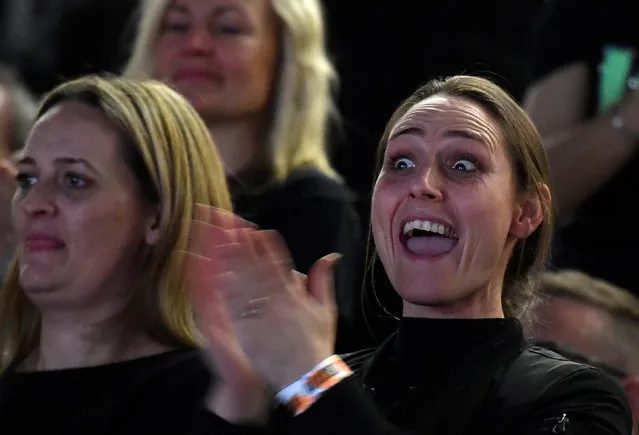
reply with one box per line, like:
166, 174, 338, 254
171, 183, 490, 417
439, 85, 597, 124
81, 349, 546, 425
509, 184, 550, 239
144, 207, 161, 246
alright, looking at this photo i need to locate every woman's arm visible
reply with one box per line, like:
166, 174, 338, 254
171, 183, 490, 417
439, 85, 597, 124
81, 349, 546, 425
276, 376, 399, 435
524, 65, 639, 215
277, 366, 631, 435
517, 368, 632, 435
523, 0, 639, 215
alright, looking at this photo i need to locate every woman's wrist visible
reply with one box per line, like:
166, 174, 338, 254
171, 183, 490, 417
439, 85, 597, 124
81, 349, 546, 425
610, 113, 639, 143
613, 93, 639, 142
206, 383, 272, 426
275, 354, 353, 416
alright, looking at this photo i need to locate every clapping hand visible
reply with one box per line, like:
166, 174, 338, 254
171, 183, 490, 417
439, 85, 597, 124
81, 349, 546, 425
183, 205, 341, 423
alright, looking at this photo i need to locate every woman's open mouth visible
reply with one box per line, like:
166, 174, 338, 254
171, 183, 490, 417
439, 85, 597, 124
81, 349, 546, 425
400, 219, 459, 257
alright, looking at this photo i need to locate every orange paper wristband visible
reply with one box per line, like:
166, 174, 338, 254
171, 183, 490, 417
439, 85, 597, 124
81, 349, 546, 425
276, 355, 353, 415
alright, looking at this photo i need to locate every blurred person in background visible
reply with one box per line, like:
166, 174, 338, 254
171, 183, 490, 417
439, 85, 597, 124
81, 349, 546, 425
527, 270, 639, 434
0, 66, 37, 161
0, 65, 38, 281
0, 76, 260, 434
523, 0, 639, 295
124, 0, 366, 351
0, 0, 140, 96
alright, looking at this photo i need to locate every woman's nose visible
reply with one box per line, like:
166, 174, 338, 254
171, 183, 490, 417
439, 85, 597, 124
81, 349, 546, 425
20, 183, 57, 218
183, 26, 215, 55
409, 167, 444, 201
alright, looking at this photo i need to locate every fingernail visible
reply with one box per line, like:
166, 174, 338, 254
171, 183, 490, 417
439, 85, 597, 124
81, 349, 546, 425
194, 203, 209, 222
328, 253, 343, 265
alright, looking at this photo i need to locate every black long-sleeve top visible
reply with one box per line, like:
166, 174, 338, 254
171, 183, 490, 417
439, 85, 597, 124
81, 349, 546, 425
0, 349, 261, 434
276, 318, 632, 435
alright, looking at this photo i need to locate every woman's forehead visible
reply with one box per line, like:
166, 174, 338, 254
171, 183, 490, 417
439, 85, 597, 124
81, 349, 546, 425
388, 96, 502, 153
393, 96, 492, 130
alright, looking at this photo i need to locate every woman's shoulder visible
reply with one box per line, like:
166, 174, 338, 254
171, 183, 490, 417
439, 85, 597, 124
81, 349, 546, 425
508, 344, 619, 390
488, 344, 632, 434
0, 349, 214, 433
514, 344, 595, 380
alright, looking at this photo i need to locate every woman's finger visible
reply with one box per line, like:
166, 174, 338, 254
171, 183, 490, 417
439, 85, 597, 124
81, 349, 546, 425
252, 230, 295, 287
188, 219, 239, 257
194, 204, 256, 230
307, 253, 342, 311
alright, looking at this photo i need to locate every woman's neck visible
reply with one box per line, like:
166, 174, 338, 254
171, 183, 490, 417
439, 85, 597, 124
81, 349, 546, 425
402, 282, 505, 319
23, 314, 170, 372
208, 118, 263, 176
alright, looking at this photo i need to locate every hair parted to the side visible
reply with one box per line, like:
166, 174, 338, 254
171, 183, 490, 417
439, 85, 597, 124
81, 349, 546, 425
0, 75, 232, 373
124, 0, 338, 184
365, 75, 554, 320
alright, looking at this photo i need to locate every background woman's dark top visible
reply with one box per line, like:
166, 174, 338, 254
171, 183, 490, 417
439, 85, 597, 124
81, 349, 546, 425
0, 349, 261, 435
231, 168, 366, 353
276, 318, 632, 434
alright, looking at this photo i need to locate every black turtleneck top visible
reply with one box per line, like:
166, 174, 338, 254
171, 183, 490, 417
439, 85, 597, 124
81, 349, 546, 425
280, 318, 632, 435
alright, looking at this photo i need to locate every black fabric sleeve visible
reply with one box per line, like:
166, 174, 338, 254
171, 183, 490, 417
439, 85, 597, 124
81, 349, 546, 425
117, 353, 272, 435
529, 0, 601, 83
517, 368, 633, 435
186, 412, 269, 435
123, 389, 272, 435
128, 410, 269, 435
278, 376, 399, 435
276, 368, 632, 435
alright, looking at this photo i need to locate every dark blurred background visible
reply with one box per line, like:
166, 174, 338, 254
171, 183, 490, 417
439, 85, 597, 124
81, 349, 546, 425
0, 0, 548, 216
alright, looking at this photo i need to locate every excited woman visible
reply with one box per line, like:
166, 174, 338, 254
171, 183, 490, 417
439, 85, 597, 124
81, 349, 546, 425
185, 75, 632, 435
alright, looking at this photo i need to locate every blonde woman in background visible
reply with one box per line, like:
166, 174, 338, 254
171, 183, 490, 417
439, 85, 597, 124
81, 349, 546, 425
125, 0, 365, 352
0, 76, 263, 434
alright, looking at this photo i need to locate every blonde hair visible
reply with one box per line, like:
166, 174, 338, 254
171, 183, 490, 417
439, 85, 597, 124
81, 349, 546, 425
0, 75, 232, 372
124, 0, 338, 182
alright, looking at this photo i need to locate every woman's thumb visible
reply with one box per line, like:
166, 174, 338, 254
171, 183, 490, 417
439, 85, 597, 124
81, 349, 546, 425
307, 253, 342, 307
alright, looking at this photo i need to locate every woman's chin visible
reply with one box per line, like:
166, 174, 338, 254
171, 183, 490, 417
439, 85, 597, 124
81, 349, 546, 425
396, 282, 477, 315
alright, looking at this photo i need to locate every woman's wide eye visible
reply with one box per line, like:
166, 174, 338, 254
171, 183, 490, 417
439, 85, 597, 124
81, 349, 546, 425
392, 157, 415, 170
451, 159, 477, 172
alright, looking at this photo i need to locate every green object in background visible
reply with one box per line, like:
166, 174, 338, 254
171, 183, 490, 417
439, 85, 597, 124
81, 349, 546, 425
599, 45, 635, 113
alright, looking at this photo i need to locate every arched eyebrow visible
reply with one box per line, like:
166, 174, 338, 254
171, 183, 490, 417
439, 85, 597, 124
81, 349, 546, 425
167, 2, 241, 18
18, 156, 98, 174
389, 126, 490, 150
